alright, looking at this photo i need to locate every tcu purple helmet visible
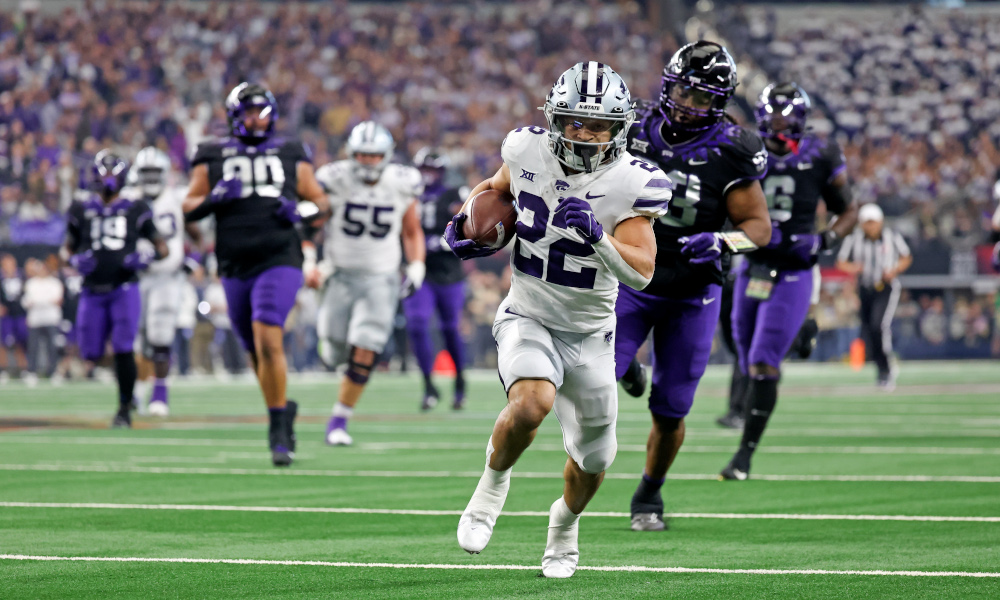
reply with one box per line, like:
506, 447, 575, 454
660, 41, 738, 132
90, 149, 130, 197
756, 82, 812, 141
413, 147, 449, 185
225, 82, 278, 142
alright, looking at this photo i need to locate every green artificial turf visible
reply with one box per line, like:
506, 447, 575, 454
0, 361, 998, 599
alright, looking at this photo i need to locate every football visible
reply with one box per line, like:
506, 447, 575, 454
461, 189, 518, 249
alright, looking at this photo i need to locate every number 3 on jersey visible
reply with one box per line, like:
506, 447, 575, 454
660, 170, 701, 227
512, 191, 596, 289
222, 156, 285, 198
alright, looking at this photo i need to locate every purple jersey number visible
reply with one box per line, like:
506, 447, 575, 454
512, 191, 597, 289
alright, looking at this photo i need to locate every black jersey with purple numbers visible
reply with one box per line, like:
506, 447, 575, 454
627, 102, 767, 298
191, 136, 310, 278
420, 183, 464, 285
1, 271, 27, 318
67, 195, 159, 292
749, 134, 847, 271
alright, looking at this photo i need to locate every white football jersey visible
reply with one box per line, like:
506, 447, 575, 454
144, 186, 186, 275
316, 160, 423, 274
502, 127, 673, 333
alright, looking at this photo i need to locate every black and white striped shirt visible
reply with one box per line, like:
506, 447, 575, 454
837, 228, 911, 288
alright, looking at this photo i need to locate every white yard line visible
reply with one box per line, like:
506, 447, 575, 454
0, 463, 998, 483
1, 501, 997, 523
0, 554, 997, 577
2, 436, 999, 456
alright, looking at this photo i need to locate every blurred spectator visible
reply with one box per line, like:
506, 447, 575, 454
21, 257, 63, 384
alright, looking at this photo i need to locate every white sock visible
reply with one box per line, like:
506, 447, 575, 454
332, 402, 354, 419
549, 496, 579, 527
542, 496, 580, 578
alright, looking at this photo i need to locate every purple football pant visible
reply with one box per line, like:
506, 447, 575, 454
76, 284, 141, 361
615, 284, 722, 419
1, 316, 28, 348
222, 266, 303, 354
403, 281, 466, 376
732, 264, 813, 372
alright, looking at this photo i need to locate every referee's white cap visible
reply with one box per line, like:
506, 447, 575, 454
859, 203, 884, 223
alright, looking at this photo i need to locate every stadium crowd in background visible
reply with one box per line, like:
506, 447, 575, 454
1, 0, 1000, 383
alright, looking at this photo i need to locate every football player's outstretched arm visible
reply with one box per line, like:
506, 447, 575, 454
825, 172, 859, 241
182, 164, 212, 220
401, 201, 426, 265
604, 218, 656, 281
725, 180, 771, 248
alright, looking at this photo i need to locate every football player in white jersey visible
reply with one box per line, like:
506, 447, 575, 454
443, 62, 672, 578
128, 147, 189, 416
311, 121, 426, 446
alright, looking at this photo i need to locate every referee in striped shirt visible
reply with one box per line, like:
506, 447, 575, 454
835, 204, 912, 389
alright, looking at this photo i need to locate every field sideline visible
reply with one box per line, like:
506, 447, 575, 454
0, 361, 998, 599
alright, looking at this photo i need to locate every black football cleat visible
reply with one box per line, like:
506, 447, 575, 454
630, 486, 666, 532
716, 411, 745, 430
620, 358, 647, 398
719, 451, 751, 481
111, 407, 132, 429
420, 382, 440, 412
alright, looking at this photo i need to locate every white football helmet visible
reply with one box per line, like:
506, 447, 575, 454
346, 121, 394, 183
541, 61, 635, 173
131, 146, 171, 198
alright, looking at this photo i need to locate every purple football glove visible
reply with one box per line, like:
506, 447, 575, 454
123, 246, 156, 272
766, 221, 783, 249
555, 196, 604, 244
69, 251, 97, 276
992, 241, 1000, 272
679, 232, 724, 265
273, 196, 301, 224
788, 233, 823, 265
444, 213, 499, 260
210, 178, 242, 204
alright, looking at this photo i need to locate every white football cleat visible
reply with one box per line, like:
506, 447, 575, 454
542, 497, 580, 578
148, 401, 169, 417
326, 427, 353, 446
457, 467, 511, 554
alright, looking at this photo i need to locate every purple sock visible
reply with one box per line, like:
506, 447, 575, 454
329, 416, 347, 431
151, 379, 168, 403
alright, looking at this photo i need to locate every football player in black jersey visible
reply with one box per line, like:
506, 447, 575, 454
183, 82, 328, 467
614, 41, 772, 531
720, 82, 857, 481
63, 150, 169, 428
403, 147, 468, 411
0, 254, 29, 381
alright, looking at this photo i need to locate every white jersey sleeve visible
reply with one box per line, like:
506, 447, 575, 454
318, 161, 421, 274
500, 128, 671, 334
147, 186, 186, 275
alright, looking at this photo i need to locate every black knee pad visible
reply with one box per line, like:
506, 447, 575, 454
346, 346, 378, 385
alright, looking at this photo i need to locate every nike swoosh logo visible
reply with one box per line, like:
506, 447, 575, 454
504, 307, 520, 316
585, 192, 605, 200
702, 297, 716, 305
688, 159, 708, 166
785, 276, 799, 282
